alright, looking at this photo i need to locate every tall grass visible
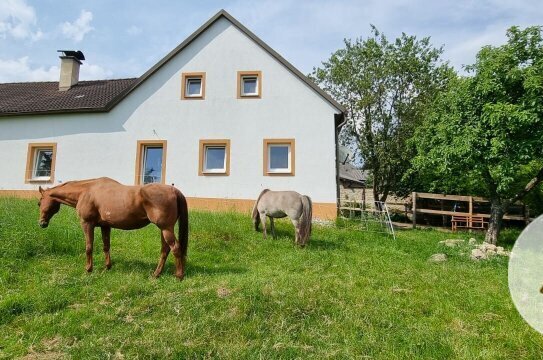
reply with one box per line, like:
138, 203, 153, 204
0, 198, 540, 359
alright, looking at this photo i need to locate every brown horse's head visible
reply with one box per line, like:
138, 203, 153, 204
38, 186, 60, 228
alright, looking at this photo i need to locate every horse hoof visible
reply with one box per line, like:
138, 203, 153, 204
175, 273, 184, 281
86, 266, 93, 273
105, 263, 112, 270
152, 271, 161, 278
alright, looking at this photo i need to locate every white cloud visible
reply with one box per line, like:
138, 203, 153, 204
80, 64, 113, 80
126, 25, 142, 35
0, 57, 58, 82
0, 56, 112, 82
61, 10, 94, 42
0, 0, 43, 40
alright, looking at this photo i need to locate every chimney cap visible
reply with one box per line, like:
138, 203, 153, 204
57, 50, 85, 61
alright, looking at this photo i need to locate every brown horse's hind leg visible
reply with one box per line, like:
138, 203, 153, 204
101, 226, 112, 269
153, 232, 171, 278
161, 227, 184, 280
81, 222, 95, 272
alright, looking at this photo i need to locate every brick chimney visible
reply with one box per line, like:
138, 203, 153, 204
57, 50, 85, 91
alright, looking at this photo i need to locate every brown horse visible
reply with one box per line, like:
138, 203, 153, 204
37, 177, 189, 280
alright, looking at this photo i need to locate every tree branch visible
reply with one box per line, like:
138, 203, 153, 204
509, 165, 543, 204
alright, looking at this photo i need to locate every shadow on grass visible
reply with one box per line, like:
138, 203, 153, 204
111, 258, 247, 278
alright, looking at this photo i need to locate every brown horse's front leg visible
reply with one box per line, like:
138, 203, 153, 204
153, 232, 170, 278
81, 222, 95, 272
161, 228, 184, 280
101, 226, 112, 270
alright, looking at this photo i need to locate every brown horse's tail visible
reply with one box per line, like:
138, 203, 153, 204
299, 195, 312, 246
252, 189, 270, 231
176, 190, 189, 262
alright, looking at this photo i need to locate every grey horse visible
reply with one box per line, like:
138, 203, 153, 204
252, 189, 312, 246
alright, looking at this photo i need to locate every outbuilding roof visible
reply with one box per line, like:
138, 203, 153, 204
0, 10, 344, 117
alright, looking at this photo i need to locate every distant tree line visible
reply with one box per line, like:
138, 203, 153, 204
312, 25, 543, 244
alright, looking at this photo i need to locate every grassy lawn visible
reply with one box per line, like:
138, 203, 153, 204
0, 198, 541, 359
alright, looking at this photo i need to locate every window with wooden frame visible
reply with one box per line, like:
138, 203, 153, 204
181, 72, 206, 99
263, 139, 295, 176
25, 143, 57, 183
135, 140, 167, 185
237, 71, 262, 98
199, 139, 230, 176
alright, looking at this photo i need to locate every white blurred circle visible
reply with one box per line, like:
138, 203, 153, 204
509, 215, 543, 334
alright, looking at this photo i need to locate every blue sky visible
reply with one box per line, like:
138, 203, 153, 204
0, 0, 541, 82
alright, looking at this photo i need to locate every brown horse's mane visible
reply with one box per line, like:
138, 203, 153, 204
48, 177, 111, 191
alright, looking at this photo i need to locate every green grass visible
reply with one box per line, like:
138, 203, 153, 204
0, 198, 541, 359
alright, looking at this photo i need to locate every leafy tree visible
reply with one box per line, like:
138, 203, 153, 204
410, 26, 543, 244
312, 26, 451, 202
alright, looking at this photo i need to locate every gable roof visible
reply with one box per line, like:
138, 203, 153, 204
0, 79, 137, 116
339, 163, 368, 185
0, 9, 344, 117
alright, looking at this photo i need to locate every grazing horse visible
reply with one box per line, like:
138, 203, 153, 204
252, 189, 312, 246
37, 177, 189, 280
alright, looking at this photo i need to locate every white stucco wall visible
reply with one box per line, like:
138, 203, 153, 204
0, 18, 340, 203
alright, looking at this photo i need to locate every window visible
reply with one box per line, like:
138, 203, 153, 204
25, 143, 57, 183
263, 139, 295, 176
135, 140, 167, 185
199, 139, 230, 176
237, 71, 262, 98
181, 72, 206, 99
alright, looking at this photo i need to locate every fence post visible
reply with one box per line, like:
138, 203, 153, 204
468, 196, 473, 228
412, 192, 417, 229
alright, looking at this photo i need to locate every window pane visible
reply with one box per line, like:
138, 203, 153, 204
187, 79, 202, 96
205, 146, 226, 170
34, 149, 52, 177
269, 145, 289, 170
143, 147, 163, 184
242, 77, 257, 95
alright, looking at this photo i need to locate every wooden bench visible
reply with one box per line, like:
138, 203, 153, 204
451, 215, 488, 231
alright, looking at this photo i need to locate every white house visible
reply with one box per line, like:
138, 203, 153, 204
0, 10, 345, 219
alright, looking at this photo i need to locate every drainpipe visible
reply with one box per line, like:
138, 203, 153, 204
334, 112, 347, 218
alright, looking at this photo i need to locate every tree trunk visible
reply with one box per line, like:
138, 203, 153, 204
485, 199, 506, 245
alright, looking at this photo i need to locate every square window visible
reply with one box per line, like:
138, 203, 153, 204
238, 71, 261, 98
182, 72, 205, 99
242, 77, 258, 96
25, 143, 56, 183
204, 146, 226, 172
263, 139, 295, 176
186, 78, 202, 97
269, 145, 290, 171
199, 140, 230, 176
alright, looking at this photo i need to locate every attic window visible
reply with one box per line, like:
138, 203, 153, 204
181, 72, 206, 99
237, 71, 261, 98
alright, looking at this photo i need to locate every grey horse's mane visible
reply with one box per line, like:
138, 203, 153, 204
252, 189, 270, 222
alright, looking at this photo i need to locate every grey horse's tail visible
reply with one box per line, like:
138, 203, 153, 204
252, 189, 270, 230
299, 195, 312, 245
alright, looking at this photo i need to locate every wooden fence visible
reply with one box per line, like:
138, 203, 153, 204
410, 192, 531, 229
